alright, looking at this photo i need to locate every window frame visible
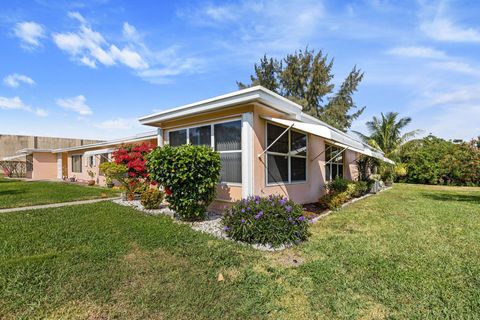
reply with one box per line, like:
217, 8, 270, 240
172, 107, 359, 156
265, 121, 308, 186
165, 117, 242, 186
325, 144, 345, 181
71, 154, 83, 173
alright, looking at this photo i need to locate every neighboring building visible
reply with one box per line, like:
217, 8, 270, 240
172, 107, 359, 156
139, 86, 393, 210
0, 134, 102, 162
52, 131, 157, 184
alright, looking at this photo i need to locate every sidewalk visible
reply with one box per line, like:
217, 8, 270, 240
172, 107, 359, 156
0, 197, 120, 214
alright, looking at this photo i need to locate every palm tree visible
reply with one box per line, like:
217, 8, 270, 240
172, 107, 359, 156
353, 112, 421, 158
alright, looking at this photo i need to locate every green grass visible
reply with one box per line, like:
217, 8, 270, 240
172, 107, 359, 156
0, 184, 479, 319
0, 177, 119, 209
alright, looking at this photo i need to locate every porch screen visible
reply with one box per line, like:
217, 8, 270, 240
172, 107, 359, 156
71, 155, 82, 173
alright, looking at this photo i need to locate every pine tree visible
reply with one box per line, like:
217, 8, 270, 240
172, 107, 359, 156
237, 48, 365, 131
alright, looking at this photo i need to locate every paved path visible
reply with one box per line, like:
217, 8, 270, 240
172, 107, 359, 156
0, 197, 120, 214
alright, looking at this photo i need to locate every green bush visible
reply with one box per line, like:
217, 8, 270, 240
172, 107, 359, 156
326, 177, 350, 194
140, 188, 164, 209
401, 135, 479, 186
352, 181, 369, 197
319, 192, 349, 210
222, 195, 309, 247
320, 179, 370, 210
146, 145, 221, 221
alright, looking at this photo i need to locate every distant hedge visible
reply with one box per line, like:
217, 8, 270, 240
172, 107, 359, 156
400, 136, 480, 186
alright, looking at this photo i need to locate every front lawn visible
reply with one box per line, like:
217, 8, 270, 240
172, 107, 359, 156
0, 177, 119, 209
0, 184, 479, 318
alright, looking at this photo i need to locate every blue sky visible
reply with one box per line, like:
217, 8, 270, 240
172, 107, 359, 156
0, 0, 479, 140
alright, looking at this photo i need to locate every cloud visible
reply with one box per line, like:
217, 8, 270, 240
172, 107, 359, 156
56, 95, 93, 115
421, 18, 480, 43
52, 12, 147, 70
0, 96, 48, 117
94, 117, 137, 130
0, 96, 30, 110
35, 108, 48, 117
419, 1, 480, 43
429, 61, 480, 76
386, 46, 447, 59
179, 0, 324, 57
12, 21, 46, 48
3, 73, 36, 88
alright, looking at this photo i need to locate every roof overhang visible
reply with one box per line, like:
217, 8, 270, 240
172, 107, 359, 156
52, 131, 157, 153
138, 86, 303, 126
83, 148, 117, 156
263, 116, 394, 164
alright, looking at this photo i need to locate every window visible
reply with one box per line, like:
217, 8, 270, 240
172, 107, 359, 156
325, 145, 344, 181
169, 129, 187, 147
215, 121, 242, 183
166, 120, 242, 184
88, 155, 95, 167
72, 155, 82, 173
266, 123, 307, 184
189, 125, 211, 146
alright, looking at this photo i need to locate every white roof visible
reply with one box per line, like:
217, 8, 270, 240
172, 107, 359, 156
52, 131, 157, 153
139, 86, 303, 125
83, 148, 117, 156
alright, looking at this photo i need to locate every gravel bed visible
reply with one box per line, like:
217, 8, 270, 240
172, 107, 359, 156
112, 199, 288, 251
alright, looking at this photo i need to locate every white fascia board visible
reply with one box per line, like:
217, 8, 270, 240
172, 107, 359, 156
138, 86, 303, 126
52, 131, 157, 153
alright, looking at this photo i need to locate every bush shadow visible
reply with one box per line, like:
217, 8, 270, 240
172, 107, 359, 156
422, 192, 480, 204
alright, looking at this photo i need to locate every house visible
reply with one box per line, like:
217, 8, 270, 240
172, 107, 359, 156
51, 131, 158, 185
139, 86, 393, 210
3, 131, 157, 184
3, 86, 392, 210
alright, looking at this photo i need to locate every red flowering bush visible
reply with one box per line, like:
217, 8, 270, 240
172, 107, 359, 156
113, 143, 153, 179
111, 143, 155, 198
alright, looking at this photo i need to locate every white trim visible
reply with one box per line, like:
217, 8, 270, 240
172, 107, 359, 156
56, 153, 62, 179
264, 121, 308, 186
241, 112, 253, 197
157, 128, 164, 147
138, 86, 302, 125
83, 148, 117, 157
52, 131, 157, 153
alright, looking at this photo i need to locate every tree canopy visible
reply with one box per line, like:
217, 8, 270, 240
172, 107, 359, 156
353, 112, 421, 159
237, 48, 365, 131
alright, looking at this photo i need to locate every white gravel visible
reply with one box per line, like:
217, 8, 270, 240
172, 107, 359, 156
112, 199, 289, 251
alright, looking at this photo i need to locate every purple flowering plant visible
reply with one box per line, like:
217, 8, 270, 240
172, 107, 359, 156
221, 194, 310, 247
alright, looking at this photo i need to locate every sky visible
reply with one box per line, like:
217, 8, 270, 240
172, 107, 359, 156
0, 0, 479, 141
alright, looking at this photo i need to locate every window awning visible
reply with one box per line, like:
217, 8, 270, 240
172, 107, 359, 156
262, 116, 395, 164
83, 148, 117, 157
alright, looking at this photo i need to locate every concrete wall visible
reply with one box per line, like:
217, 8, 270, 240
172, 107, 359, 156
0, 134, 103, 160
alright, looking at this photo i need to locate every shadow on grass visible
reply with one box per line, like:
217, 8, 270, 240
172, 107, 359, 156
422, 192, 480, 204
0, 190, 22, 195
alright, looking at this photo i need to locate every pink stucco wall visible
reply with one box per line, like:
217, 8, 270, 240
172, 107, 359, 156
32, 152, 57, 180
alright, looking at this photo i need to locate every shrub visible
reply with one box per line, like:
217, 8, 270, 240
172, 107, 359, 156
319, 192, 349, 210
352, 180, 369, 197
141, 188, 164, 209
326, 177, 350, 194
113, 142, 154, 179
222, 195, 309, 247
146, 145, 221, 221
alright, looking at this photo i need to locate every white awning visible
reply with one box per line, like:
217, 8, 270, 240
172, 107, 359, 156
263, 116, 395, 164
83, 148, 117, 157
